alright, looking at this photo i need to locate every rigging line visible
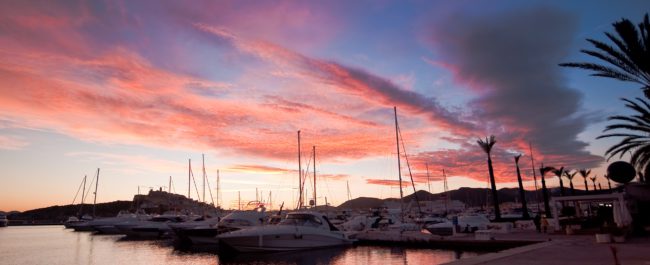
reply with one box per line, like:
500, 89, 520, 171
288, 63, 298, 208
71, 176, 85, 205
190, 164, 202, 201
397, 122, 423, 215
206, 171, 215, 205
82, 174, 96, 203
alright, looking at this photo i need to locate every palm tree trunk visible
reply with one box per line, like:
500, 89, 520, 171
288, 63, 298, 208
607, 179, 612, 190
541, 174, 551, 217
487, 156, 501, 220
558, 177, 565, 196
584, 178, 589, 192
570, 180, 575, 195
515, 158, 530, 219
592, 180, 597, 191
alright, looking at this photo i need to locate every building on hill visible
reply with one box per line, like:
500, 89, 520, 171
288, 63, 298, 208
133, 189, 217, 214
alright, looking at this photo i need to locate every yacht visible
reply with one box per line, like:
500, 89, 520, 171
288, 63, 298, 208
172, 208, 267, 246
77, 211, 151, 234
0, 213, 8, 227
63, 214, 93, 229
115, 214, 190, 238
425, 214, 490, 235
218, 211, 355, 252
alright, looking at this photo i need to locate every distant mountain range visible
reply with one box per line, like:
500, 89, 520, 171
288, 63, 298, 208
7, 201, 134, 222
6, 186, 604, 221
337, 187, 592, 209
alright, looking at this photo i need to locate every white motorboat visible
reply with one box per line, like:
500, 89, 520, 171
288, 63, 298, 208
81, 211, 151, 234
425, 214, 490, 235
63, 214, 93, 229
0, 213, 8, 227
172, 208, 268, 246
218, 211, 355, 253
116, 215, 188, 238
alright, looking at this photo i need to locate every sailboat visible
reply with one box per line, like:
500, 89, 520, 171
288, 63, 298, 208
65, 169, 100, 229
217, 131, 354, 252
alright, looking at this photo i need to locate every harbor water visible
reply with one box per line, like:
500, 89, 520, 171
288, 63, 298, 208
0, 226, 483, 265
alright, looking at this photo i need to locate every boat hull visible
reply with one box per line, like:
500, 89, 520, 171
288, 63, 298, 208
220, 231, 353, 252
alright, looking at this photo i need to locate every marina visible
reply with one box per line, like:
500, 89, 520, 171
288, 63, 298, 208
2, 1, 650, 265
0, 226, 482, 265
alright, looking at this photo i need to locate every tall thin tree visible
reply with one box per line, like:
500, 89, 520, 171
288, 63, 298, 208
552, 167, 565, 196
591, 176, 598, 191
477, 135, 501, 220
564, 170, 578, 195
514, 154, 530, 219
579, 169, 592, 192
539, 164, 554, 216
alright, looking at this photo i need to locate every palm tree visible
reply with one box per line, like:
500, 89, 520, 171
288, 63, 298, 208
597, 98, 650, 175
559, 14, 650, 98
514, 154, 530, 219
605, 174, 613, 190
579, 169, 591, 192
539, 164, 555, 216
591, 175, 598, 191
477, 135, 500, 220
551, 167, 565, 196
564, 170, 578, 195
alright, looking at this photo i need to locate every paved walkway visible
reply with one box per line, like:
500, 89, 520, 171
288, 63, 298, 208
445, 231, 650, 265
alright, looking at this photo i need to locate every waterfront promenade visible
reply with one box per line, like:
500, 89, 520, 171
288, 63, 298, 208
445, 231, 650, 265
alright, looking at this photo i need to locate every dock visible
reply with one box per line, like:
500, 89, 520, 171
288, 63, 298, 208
441, 231, 650, 265
355, 230, 542, 251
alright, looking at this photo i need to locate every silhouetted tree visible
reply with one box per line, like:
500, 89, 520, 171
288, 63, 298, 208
605, 174, 613, 190
591, 176, 598, 191
597, 98, 650, 176
560, 14, 650, 98
477, 135, 500, 220
539, 164, 555, 216
551, 167, 565, 196
514, 154, 530, 219
579, 169, 592, 192
564, 170, 578, 195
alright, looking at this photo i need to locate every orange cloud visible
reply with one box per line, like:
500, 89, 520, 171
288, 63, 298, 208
365, 179, 412, 187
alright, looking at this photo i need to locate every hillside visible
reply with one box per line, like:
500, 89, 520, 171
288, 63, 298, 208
8, 201, 134, 222
337, 186, 592, 209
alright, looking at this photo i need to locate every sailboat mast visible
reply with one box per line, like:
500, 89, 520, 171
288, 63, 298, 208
217, 170, 220, 208
313, 145, 316, 208
168, 176, 172, 193
443, 169, 449, 214
297, 130, 302, 209
93, 168, 100, 218
188, 159, 191, 199
78, 175, 87, 216
202, 154, 206, 203
394, 106, 404, 222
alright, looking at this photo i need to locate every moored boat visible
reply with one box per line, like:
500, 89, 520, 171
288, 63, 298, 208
218, 211, 355, 253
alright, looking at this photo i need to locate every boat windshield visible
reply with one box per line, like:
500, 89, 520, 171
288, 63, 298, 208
279, 214, 322, 227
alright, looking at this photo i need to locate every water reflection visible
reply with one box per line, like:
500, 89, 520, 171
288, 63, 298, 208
0, 226, 482, 265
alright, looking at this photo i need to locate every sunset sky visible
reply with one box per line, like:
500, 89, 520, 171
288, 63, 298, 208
1, 0, 648, 211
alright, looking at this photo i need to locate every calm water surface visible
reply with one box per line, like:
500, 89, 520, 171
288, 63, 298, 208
0, 226, 482, 265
